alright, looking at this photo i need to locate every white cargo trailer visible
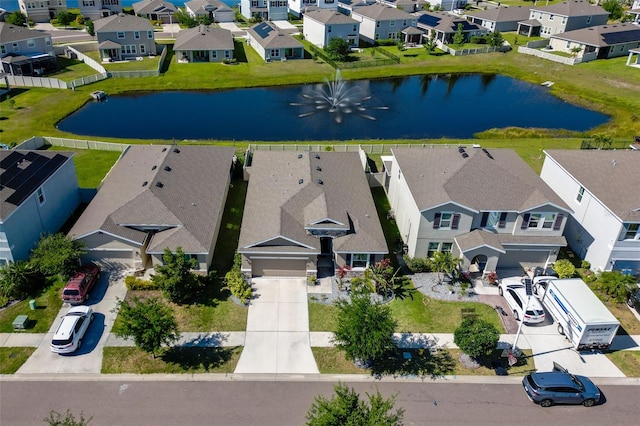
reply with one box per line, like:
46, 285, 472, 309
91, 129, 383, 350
540, 278, 620, 351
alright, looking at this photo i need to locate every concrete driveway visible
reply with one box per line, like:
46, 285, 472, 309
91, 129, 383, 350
16, 268, 127, 375
234, 278, 319, 374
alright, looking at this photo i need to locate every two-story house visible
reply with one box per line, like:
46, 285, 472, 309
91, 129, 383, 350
466, 6, 532, 33
350, 4, 417, 45
303, 9, 360, 48
240, 0, 288, 21
133, 0, 177, 24
0, 150, 80, 265
0, 22, 56, 76
79, 0, 123, 21
94, 13, 156, 62
541, 150, 640, 276
289, 0, 338, 19
184, 0, 235, 23
18, 0, 66, 23
517, 0, 609, 38
385, 147, 571, 274
416, 11, 486, 45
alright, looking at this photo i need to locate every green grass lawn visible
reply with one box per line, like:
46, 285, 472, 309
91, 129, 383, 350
84, 51, 161, 71
0, 347, 35, 374
308, 301, 338, 332
48, 57, 99, 81
0, 279, 64, 333
606, 351, 640, 378
448, 348, 536, 376
211, 177, 248, 275
48, 146, 122, 188
101, 346, 242, 373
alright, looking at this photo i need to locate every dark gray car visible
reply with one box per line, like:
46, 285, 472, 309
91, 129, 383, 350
522, 370, 600, 407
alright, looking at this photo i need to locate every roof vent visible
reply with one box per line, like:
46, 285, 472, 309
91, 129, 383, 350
461, 153, 469, 158
142, 181, 148, 187
173, 148, 180, 153
298, 179, 304, 184
164, 166, 171, 172
155, 182, 164, 188
152, 165, 157, 170
162, 147, 167, 152
482, 148, 494, 159
315, 154, 320, 159
458, 147, 465, 153
316, 166, 322, 171
298, 154, 303, 159
317, 179, 323, 185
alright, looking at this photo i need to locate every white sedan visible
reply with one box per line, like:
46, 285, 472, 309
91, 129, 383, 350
498, 280, 546, 324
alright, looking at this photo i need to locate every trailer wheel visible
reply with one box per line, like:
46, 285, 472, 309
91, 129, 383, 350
513, 310, 519, 321
557, 324, 564, 335
582, 399, 595, 407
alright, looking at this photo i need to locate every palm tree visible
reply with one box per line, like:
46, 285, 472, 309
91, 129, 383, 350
432, 251, 461, 284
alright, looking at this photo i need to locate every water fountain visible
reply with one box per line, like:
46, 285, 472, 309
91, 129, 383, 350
290, 70, 388, 124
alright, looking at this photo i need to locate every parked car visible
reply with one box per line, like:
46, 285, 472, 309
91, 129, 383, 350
498, 280, 545, 323
533, 265, 559, 278
50, 305, 94, 354
628, 287, 640, 313
522, 367, 600, 407
62, 264, 100, 305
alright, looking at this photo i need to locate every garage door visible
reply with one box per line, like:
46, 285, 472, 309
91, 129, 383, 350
82, 249, 134, 270
251, 258, 307, 277
498, 250, 549, 269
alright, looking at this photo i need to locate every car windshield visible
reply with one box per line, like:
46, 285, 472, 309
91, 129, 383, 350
63, 289, 80, 296
66, 311, 86, 317
52, 337, 72, 346
526, 375, 540, 390
569, 374, 585, 391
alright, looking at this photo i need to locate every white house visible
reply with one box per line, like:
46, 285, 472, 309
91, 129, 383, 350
184, 0, 235, 23
240, 0, 288, 21
630, 0, 640, 23
289, 0, 338, 18
350, 3, 417, 44
246, 21, 305, 61
18, 0, 67, 23
303, 9, 360, 48
78, 0, 123, 21
540, 150, 640, 276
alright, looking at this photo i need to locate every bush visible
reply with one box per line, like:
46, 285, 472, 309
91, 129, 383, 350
224, 269, 252, 304
75, 15, 85, 25
581, 260, 591, 270
403, 256, 433, 273
222, 58, 237, 65
124, 275, 159, 290
376, 39, 396, 46
0, 294, 8, 308
470, 36, 487, 44
454, 317, 499, 361
594, 271, 637, 303
553, 259, 576, 279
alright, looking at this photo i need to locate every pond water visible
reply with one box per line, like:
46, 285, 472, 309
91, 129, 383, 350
57, 74, 608, 141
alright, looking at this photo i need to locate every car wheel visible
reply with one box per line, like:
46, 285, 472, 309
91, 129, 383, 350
498, 287, 503, 296
513, 310, 519, 321
557, 324, 565, 335
77, 339, 82, 350
90, 313, 94, 322
628, 298, 634, 308
582, 399, 595, 407
540, 399, 553, 408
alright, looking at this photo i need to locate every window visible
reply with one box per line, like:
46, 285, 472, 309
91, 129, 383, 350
549, 14, 554, 21
0, 45, 5, 55
148, 30, 153, 39
586, 16, 591, 24
390, 20, 395, 27
376, 21, 380, 28
623, 223, 640, 240
427, 242, 439, 258
36, 187, 46, 205
121, 45, 137, 54
140, 44, 145, 54
45, 37, 51, 46
561, 17, 566, 24
566, 41, 571, 49
523, 213, 557, 230
481, 211, 506, 230
27, 39, 35, 48
433, 212, 460, 230
441, 242, 453, 253
576, 186, 585, 203
13, 43, 19, 52
327, 25, 331, 33
353, 25, 357, 32
134, 31, 140, 40
351, 253, 369, 268
117, 31, 125, 39
270, 48, 280, 57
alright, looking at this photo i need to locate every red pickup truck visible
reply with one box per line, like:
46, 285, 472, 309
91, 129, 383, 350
62, 265, 100, 305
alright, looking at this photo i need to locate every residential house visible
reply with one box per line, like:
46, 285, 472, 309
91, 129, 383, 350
548, 23, 640, 62
540, 150, 640, 276
630, 0, 640, 23
184, 0, 235, 23
423, 0, 467, 11
245, 21, 305, 61
240, 0, 288, 21
376, 0, 426, 13
133, 0, 177, 24
0, 22, 56, 76
238, 151, 387, 278
517, 0, 609, 38
78, 0, 123, 21
94, 13, 156, 62
416, 10, 486, 45
0, 150, 80, 265
350, 4, 417, 45
18, 0, 67, 23
466, 6, 532, 33
337, 0, 376, 16
289, 0, 338, 19
303, 9, 360, 48
385, 147, 570, 273
68, 145, 234, 271
174, 25, 234, 62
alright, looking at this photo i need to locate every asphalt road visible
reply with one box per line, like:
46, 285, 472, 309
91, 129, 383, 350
1, 380, 638, 425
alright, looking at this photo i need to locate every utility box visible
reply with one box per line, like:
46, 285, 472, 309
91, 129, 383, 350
29, 299, 36, 310
12, 315, 29, 330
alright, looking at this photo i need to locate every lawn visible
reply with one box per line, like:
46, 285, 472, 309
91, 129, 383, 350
211, 177, 248, 275
312, 347, 364, 374
370, 187, 402, 268
48, 57, 98, 81
0, 348, 35, 374
0, 279, 64, 333
48, 146, 122, 188
606, 351, 640, 378
448, 349, 536, 376
83, 51, 161, 71
102, 346, 242, 374
308, 301, 338, 332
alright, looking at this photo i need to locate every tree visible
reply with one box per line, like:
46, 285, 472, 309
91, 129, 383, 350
453, 23, 465, 48
325, 37, 351, 62
553, 259, 576, 279
306, 383, 404, 426
602, 0, 624, 20
570, 46, 582, 58
173, 9, 198, 28
56, 10, 74, 28
151, 247, 201, 304
432, 251, 460, 284
85, 19, 95, 37
30, 233, 86, 280
332, 291, 397, 367
424, 31, 437, 54
453, 317, 499, 361
113, 296, 179, 358
0, 260, 42, 300
5, 11, 28, 26
44, 409, 92, 425
594, 271, 637, 303
487, 30, 504, 49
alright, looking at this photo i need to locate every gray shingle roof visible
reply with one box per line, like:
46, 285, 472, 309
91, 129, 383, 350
352, 3, 415, 21
0, 23, 48, 44
238, 151, 387, 255
466, 6, 532, 23
550, 23, 640, 47
133, 0, 178, 15
69, 145, 234, 254
174, 25, 234, 51
246, 22, 304, 49
185, 0, 232, 14
391, 147, 570, 213
455, 230, 505, 253
94, 13, 154, 33
304, 9, 359, 25
544, 149, 640, 221
530, 0, 608, 17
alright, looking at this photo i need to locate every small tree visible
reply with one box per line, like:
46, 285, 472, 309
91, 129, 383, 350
454, 317, 499, 361
602, 0, 624, 20
453, 23, 465, 48
594, 271, 637, 303
487, 30, 504, 49
306, 383, 404, 426
85, 19, 95, 36
44, 409, 92, 426
424, 31, 437, 54
325, 37, 351, 62
332, 291, 397, 367
432, 251, 460, 284
173, 9, 198, 28
5, 11, 28, 26
553, 259, 576, 279
113, 297, 179, 358
151, 247, 201, 304
570, 46, 582, 58
56, 10, 74, 28
0, 260, 42, 300
30, 233, 86, 280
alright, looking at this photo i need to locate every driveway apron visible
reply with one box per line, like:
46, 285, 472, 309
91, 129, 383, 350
234, 278, 319, 374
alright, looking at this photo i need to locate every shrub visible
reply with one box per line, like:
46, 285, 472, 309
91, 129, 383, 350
0, 294, 8, 308
124, 275, 159, 290
553, 259, 576, 279
454, 317, 499, 361
403, 256, 432, 273
470, 36, 487, 44
224, 269, 252, 304
581, 260, 591, 270
222, 58, 237, 65
75, 15, 85, 25
594, 271, 637, 303
376, 39, 396, 46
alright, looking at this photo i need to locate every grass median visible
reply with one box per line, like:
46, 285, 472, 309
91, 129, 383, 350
0, 348, 36, 374
0, 279, 64, 333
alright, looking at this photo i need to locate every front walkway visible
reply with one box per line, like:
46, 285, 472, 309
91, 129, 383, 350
234, 278, 319, 374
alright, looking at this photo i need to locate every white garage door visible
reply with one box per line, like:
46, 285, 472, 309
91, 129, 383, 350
83, 249, 134, 270
251, 258, 307, 277
498, 250, 549, 269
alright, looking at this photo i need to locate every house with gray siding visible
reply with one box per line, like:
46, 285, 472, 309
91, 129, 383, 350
289, 0, 338, 19
174, 25, 234, 62
18, 0, 67, 23
184, 0, 235, 23
0, 22, 56, 76
303, 9, 360, 48
385, 147, 570, 275
376, 0, 426, 13
133, 0, 177, 23
540, 150, 640, 276
517, 0, 609, 38
466, 6, 531, 33
94, 13, 156, 61
246, 21, 305, 61
240, 0, 288, 21
238, 151, 387, 278
417, 10, 486, 44
548, 23, 640, 62
79, 0, 123, 22
0, 150, 80, 266
350, 3, 417, 44
68, 145, 234, 272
